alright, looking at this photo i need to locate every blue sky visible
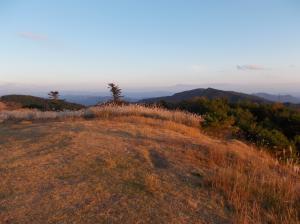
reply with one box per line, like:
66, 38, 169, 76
0, 0, 299, 92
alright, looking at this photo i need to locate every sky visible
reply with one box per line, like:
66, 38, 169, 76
0, 0, 300, 94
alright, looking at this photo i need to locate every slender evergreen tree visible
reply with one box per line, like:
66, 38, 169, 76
107, 83, 123, 103
48, 91, 60, 100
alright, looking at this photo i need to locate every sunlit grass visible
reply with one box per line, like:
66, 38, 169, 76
0, 104, 203, 127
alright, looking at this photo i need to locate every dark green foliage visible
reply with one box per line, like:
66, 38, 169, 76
172, 97, 233, 127
142, 87, 269, 104
48, 91, 60, 100
1, 95, 85, 111
294, 135, 300, 153
253, 127, 290, 149
157, 98, 300, 162
107, 83, 123, 103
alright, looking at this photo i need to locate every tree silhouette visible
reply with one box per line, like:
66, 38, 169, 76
48, 91, 60, 100
107, 83, 123, 103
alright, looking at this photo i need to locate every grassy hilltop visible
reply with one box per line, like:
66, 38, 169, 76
0, 105, 299, 224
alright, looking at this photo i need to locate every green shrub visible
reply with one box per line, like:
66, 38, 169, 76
158, 98, 300, 161
294, 135, 300, 153
255, 128, 290, 149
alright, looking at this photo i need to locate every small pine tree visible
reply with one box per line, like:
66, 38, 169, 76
48, 91, 60, 100
107, 83, 123, 103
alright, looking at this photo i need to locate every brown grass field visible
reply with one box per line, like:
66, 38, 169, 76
0, 105, 299, 223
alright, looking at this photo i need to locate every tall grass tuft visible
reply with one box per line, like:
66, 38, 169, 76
203, 146, 300, 224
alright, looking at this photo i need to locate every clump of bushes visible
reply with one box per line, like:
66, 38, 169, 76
158, 98, 300, 162
0, 95, 84, 111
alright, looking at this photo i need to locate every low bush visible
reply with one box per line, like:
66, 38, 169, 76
157, 98, 300, 162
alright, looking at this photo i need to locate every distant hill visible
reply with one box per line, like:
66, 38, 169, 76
253, 93, 300, 104
0, 95, 85, 111
141, 88, 269, 104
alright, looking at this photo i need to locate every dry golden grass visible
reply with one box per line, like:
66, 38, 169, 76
202, 142, 299, 224
0, 101, 21, 111
0, 104, 202, 128
0, 107, 299, 223
0, 102, 6, 111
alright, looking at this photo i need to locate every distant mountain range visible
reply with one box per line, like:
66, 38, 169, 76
62, 91, 300, 106
253, 93, 300, 104
2, 88, 300, 109
140, 88, 270, 104
63, 90, 300, 105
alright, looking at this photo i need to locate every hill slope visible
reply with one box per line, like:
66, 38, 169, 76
0, 107, 298, 224
0, 95, 85, 111
141, 88, 269, 104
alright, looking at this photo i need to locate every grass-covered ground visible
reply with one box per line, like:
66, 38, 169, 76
0, 106, 299, 223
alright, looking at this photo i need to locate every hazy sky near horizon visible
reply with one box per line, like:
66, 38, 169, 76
0, 0, 299, 91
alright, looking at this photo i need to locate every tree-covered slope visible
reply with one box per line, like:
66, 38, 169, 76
0, 95, 85, 111
141, 88, 269, 104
